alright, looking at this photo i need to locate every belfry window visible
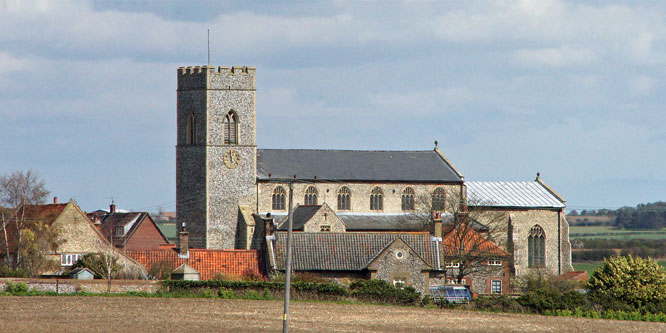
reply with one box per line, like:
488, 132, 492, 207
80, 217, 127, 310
223, 111, 238, 144
401, 187, 415, 211
272, 186, 286, 210
528, 225, 546, 268
186, 112, 196, 145
432, 187, 446, 211
304, 186, 318, 206
337, 186, 351, 210
370, 187, 383, 211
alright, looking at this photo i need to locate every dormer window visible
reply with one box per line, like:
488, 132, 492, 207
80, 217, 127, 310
114, 226, 124, 237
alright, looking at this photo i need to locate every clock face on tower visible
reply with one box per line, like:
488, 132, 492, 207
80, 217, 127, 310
223, 148, 241, 169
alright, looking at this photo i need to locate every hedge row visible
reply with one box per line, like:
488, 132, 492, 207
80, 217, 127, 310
162, 280, 349, 297
161, 279, 422, 305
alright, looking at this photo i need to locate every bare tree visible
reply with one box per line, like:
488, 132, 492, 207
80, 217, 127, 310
18, 222, 64, 277
414, 188, 510, 284
0, 170, 50, 267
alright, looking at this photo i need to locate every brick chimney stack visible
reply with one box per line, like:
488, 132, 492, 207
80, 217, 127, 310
53, 197, 58, 204
110, 201, 116, 214
264, 213, 274, 237
179, 223, 189, 257
432, 211, 443, 238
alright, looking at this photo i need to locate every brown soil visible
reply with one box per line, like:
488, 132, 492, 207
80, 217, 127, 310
0, 296, 663, 332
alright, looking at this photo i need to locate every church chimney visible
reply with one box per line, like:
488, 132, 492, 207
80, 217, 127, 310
264, 213, 274, 237
432, 211, 443, 238
179, 223, 189, 256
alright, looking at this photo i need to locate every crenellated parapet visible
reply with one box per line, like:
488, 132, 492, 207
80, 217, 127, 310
177, 65, 256, 90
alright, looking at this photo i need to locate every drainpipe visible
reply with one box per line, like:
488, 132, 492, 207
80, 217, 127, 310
431, 236, 442, 271
558, 209, 562, 275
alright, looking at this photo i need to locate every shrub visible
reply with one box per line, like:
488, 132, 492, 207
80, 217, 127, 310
472, 295, 524, 313
0, 267, 29, 278
218, 287, 236, 299
349, 279, 421, 305
5, 282, 29, 294
587, 255, 666, 311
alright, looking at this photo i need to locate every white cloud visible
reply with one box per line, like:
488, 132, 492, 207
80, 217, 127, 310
514, 46, 598, 67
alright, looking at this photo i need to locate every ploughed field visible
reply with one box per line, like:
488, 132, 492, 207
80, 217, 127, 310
0, 296, 663, 332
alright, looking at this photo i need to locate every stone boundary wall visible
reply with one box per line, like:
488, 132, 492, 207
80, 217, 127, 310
0, 278, 162, 294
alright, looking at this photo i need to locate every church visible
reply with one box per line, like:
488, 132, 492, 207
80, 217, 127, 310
175, 65, 573, 294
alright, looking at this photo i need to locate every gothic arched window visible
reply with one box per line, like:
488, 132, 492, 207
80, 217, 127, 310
186, 111, 196, 145
432, 187, 446, 211
304, 186, 318, 206
401, 187, 415, 211
337, 186, 351, 210
528, 225, 546, 268
223, 111, 238, 144
272, 186, 286, 211
370, 187, 383, 211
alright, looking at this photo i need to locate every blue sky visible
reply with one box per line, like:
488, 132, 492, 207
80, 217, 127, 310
1, 0, 664, 213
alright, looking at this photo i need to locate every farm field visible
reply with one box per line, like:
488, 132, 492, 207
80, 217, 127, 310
569, 225, 666, 240
0, 296, 664, 332
573, 260, 666, 275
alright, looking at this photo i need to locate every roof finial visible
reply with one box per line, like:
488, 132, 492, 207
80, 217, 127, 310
434, 140, 438, 149
536, 172, 541, 180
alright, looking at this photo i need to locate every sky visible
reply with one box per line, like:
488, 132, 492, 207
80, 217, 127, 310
1, 0, 665, 213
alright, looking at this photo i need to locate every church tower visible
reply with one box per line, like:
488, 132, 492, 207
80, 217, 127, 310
176, 66, 257, 249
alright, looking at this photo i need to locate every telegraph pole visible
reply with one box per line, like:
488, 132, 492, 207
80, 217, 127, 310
282, 179, 294, 333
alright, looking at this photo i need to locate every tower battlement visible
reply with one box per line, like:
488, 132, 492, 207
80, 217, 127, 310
177, 65, 256, 90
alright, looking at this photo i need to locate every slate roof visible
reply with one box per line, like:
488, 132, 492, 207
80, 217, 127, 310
275, 206, 322, 231
338, 214, 427, 231
272, 232, 435, 271
466, 181, 565, 208
256, 149, 463, 182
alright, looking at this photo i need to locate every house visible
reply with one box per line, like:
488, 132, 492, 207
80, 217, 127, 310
88, 204, 171, 250
2, 198, 146, 277
267, 213, 510, 295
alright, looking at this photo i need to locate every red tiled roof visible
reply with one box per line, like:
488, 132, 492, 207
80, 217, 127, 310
16, 204, 67, 225
559, 271, 588, 281
126, 249, 265, 280
440, 224, 510, 257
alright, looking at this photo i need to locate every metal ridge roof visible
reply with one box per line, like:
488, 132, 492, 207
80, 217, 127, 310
466, 181, 565, 208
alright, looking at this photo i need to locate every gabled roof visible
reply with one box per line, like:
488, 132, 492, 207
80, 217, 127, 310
273, 232, 435, 271
90, 212, 170, 247
276, 205, 322, 231
257, 149, 463, 182
15, 204, 67, 226
440, 224, 510, 257
466, 181, 565, 208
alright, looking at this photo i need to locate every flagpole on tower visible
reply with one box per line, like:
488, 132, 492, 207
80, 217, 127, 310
207, 29, 210, 66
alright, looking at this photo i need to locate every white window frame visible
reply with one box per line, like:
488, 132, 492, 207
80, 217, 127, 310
320, 225, 331, 232
491, 280, 502, 294
393, 277, 406, 287
488, 259, 502, 266
445, 262, 460, 268
60, 254, 83, 266
114, 226, 124, 237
